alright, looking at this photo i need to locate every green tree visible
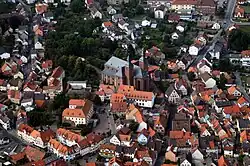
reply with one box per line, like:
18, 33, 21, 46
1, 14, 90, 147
136, 5, 144, 15
187, 72, 196, 81
228, 29, 250, 51
70, 0, 84, 13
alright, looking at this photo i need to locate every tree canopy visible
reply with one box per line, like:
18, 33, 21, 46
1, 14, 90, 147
45, 10, 118, 86
228, 29, 250, 52
70, 0, 84, 13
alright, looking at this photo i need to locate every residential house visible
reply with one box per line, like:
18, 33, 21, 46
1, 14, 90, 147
0, 79, 7, 91
238, 96, 249, 108
141, 18, 151, 27
243, 156, 250, 166
234, 5, 245, 18
43, 12, 54, 22
16, 110, 27, 129
165, 85, 181, 104
33, 25, 44, 38
209, 42, 224, 60
197, 59, 212, 74
196, 0, 216, 15
154, 5, 166, 19
200, 72, 216, 88
10, 146, 45, 165
176, 22, 186, 32
42, 60, 53, 74
96, 84, 115, 101
153, 114, 167, 134
18, 124, 55, 148
175, 78, 188, 96
113, 85, 155, 108
172, 112, 191, 131
212, 22, 221, 30
165, 149, 177, 162
192, 149, 204, 161
180, 158, 192, 166
0, 104, 7, 112
21, 92, 34, 111
56, 128, 83, 147
44, 66, 65, 98
147, 0, 171, 8
44, 0, 54, 3
26, 0, 35, 4
218, 156, 229, 166
7, 90, 21, 104
1, 62, 16, 76
34, 93, 46, 108
115, 145, 137, 159
171, 0, 197, 11
61, 0, 71, 5
99, 144, 116, 158
189, 43, 201, 56
62, 99, 94, 126
79, 133, 104, 156
17, 124, 34, 142
168, 14, 180, 23
89, 6, 102, 19
35, 3, 48, 14
227, 86, 241, 97
34, 41, 44, 50
118, 127, 132, 147
237, 119, 250, 131
48, 139, 76, 161
30, 129, 56, 148
14, 71, 24, 80
67, 81, 89, 90
110, 134, 121, 146
112, 14, 124, 23
23, 82, 37, 92
107, 6, 117, 15
145, 46, 165, 63
135, 149, 157, 165
110, 94, 127, 116
0, 115, 10, 130
7, 78, 22, 90
171, 32, 179, 40
107, 0, 129, 5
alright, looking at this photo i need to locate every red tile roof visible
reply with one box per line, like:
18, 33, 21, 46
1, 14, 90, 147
25, 146, 45, 162
169, 131, 191, 139
18, 124, 34, 134
35, 3, 48, 14
23, 82, 37, 91
69, 99, 86, 107
56, 128, 82, 143
51, 66, 64, 78
103, 21, 113, 27
10, 152, 26, 163
42, 60, 53, 69
111, 93, 126, 103
223, 105, 240, 114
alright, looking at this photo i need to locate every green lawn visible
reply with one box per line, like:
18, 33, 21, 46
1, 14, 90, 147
240, 25, 250, 33
242, 5, 250, 13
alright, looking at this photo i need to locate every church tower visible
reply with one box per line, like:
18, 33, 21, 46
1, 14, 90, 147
139, 48, 149, 71
123, 45, 134, 86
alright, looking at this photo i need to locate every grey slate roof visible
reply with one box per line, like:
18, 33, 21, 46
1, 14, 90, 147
103, 56, 143, 78
239, 119, 250, 129
165, 84, 177, 97
200, 72, 211, 82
